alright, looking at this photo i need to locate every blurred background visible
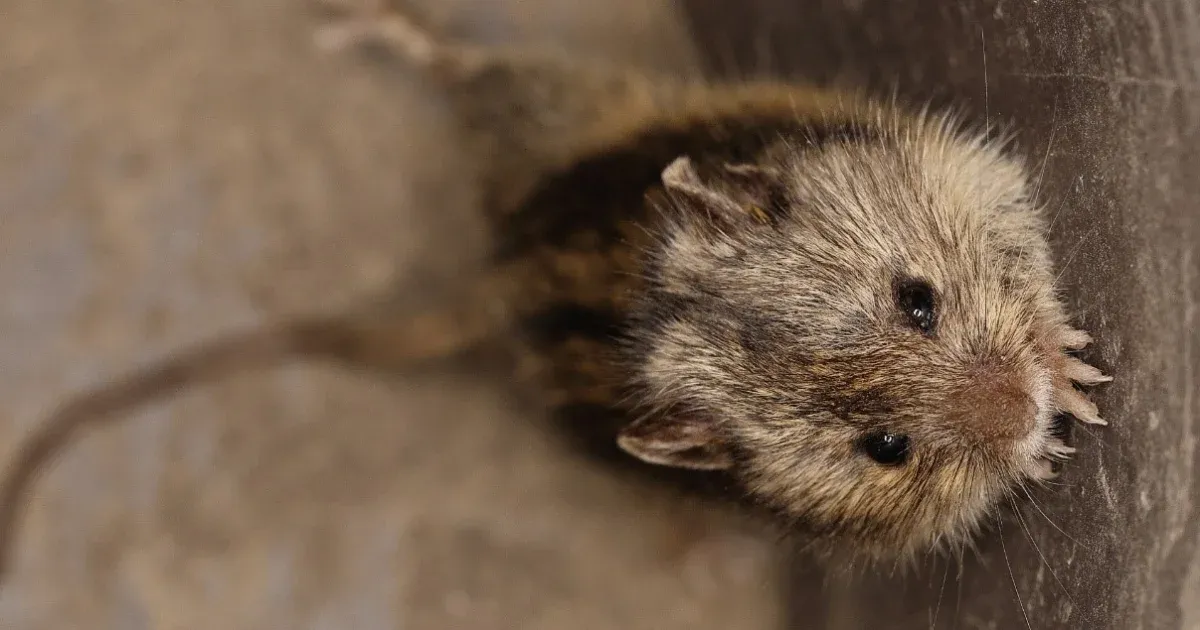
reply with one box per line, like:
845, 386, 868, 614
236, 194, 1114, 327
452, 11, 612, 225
0, 0, 1196, 628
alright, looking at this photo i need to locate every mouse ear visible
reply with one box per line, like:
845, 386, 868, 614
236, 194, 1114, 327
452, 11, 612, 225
660, 156, 788, 229
616, 411, 733, 470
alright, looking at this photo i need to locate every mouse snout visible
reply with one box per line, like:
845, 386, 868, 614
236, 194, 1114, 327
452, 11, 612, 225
945, 372, 1038, 444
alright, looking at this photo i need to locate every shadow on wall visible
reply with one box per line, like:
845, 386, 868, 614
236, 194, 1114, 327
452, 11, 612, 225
680, 1, 1200, 629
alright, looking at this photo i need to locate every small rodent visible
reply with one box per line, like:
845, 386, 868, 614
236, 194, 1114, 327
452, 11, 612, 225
0, 0, 1112, 580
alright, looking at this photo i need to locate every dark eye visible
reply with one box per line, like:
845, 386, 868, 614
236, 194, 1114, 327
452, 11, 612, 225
859, 431, 910, 465
895, 278, 937, 334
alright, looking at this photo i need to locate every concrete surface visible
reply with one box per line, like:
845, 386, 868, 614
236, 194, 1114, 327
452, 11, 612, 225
0, 0, 1196, 629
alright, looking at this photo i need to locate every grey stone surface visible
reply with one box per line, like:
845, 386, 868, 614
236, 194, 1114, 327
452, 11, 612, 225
0, 0, 1196, 629
680, 0, 1200, 628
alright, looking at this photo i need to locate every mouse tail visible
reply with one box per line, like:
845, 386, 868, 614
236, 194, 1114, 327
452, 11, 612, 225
0, 271, 515, 583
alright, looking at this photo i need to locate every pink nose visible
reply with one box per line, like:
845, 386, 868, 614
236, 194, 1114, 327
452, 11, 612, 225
947, 376, 1038, 443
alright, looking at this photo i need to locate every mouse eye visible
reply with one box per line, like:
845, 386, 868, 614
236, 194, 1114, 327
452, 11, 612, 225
859, 431, 910, 465
894, 278, 937, 334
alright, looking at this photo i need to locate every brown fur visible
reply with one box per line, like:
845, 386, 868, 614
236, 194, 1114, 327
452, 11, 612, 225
0, 1, 1111, 581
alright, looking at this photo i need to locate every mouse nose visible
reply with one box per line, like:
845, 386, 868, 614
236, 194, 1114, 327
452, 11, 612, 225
946, 376, 1038, 443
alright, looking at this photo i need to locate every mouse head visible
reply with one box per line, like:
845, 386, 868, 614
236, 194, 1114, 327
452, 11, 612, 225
618, 113, 1111, 563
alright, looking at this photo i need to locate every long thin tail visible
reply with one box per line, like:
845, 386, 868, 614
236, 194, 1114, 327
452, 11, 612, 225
0, 274, 514, 583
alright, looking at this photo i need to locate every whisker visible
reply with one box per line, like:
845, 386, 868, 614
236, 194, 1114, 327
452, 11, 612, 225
1031, 96, 1059, 208
996, 514, 1033, 630
931, 553, 950, 629
1008, 493, 1075, 606
1045, 191, 1071, 237
953, 546, 965, 630
1053, 223, 1102, 287
1037, 477, 1077, 489
980, 26, 990, 140
1018, 483, 1085, 549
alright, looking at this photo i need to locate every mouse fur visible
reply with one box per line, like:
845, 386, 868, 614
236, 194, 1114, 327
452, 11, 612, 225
0, 0, 1112, 580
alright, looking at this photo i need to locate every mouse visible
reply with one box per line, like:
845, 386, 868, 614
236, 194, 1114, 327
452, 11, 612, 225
0, 0, 1112, 581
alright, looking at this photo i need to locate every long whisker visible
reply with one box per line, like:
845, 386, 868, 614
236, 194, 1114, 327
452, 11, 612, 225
1018, 482, 1085, 549
1045, 190, 1071, 237
1031, 96, 1059, 208
931, 553, 950, 629
980, 26, 990, 140
1053, 224, 1101, 287
953, 545, 965, 630
1008, 492, 1075, 606
996, 514, 1033, 630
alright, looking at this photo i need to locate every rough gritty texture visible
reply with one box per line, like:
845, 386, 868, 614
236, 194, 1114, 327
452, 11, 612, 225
0, 1, 1196, 629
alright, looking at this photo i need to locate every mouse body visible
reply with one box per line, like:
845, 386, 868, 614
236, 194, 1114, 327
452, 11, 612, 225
0, 0, 1111, 579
